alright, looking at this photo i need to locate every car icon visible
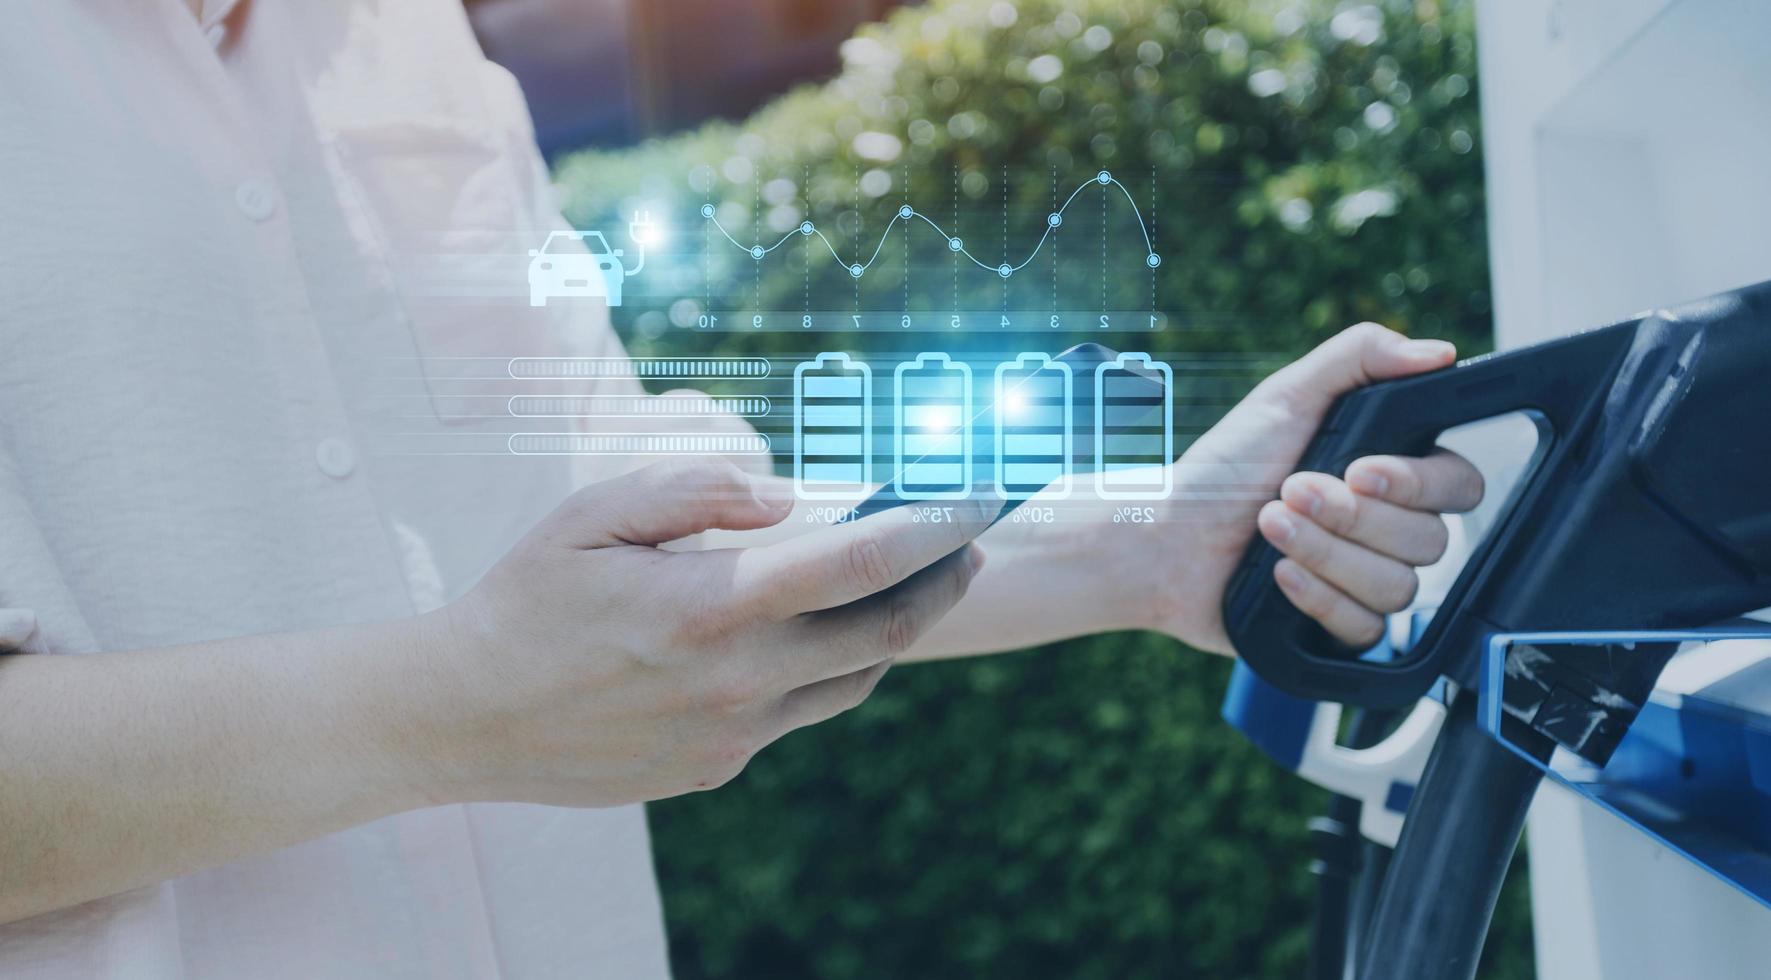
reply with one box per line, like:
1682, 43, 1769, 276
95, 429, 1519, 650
528, 230, 626, 307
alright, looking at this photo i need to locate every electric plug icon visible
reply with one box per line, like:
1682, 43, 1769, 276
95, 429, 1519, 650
618, 210, 654, 277
628, 210, 658, 246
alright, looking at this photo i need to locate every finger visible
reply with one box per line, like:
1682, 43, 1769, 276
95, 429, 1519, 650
1273, 558, 1387, 649
1280, 472, 1451, 566
544, 459, 793, 549
781, 544, 983, 680
655, 387, 775, 477
1261, 323, 1457, 415
770, 659, 894, 738
737, 497, 994, 616
1345, 449, 1484, 513
1259, 501, 1419, 614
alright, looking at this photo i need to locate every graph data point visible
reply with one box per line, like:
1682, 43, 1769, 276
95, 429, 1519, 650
699, 203, 715, 218
997, 264, 1013, 278
800, 221, 814, 235
750, 245, 765, 259
949, 237, 963, 251
1097, 170, 1112, 184
898, 205, 913, 219
849, 264, 863, 278
1146, 253, 1161, 268
1048, 212, 1062, 228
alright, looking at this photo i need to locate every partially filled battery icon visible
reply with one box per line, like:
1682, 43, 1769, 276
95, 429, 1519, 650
994, 353, 1072, 499
794, 352, 872, 499
894, 353, 973, 499
1094, 352, 1174, 499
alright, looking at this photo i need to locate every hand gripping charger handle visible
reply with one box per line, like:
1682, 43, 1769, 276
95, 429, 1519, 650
1221, 279, 1771, 708
1218, 326, 1634, 706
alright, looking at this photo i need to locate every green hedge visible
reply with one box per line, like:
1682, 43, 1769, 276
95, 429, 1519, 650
555, 0, 1532, 976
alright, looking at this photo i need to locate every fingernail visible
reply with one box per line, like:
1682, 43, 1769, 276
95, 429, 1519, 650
1403, 338, 1457, 361
1348, 469, 1389, 497
967, 542, 987, 573
1297, 486, 1324, 517
1274, 561, 1303, 591
751, 481, 794, 512
1264, 508, 1297, 544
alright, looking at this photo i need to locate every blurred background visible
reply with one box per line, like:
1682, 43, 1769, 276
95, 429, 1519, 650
467, 0, 1528, 976
469, 0, 912, 157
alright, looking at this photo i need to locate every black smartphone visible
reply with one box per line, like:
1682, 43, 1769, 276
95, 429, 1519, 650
850, 343, 1172, 525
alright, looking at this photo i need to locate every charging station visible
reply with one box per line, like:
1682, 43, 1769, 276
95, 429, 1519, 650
1480, 1, 1771, 976
1222, 2, 1771, 977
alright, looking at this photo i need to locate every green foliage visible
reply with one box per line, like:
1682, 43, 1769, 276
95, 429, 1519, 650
557, 0, 1492, 361
657, 633, 1322, 978
554, 0, 1530, 976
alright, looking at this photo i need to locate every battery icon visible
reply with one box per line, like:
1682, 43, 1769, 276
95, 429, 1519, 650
894, 352, 973, 500
994, 353, 1072, 500
1094, 352, 1173, 499
794, 352, 873, 499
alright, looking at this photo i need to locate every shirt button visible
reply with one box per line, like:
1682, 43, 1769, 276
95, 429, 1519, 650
315, 438, 356, 479
234, 179, 279, 222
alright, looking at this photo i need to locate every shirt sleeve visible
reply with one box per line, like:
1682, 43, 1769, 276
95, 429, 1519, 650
0, 448, 98, 657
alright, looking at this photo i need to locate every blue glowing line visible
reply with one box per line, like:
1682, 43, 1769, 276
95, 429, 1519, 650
705, 172, 1158, 279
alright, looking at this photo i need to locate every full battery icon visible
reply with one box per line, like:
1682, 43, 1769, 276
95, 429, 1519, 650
794, 352, 873, 499
894, 352, 973, 500
1094, 352, 1173, 499
994, 353, 1073, 499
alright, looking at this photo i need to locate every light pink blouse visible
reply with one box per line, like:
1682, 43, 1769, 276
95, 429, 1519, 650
0, 0, 675, 975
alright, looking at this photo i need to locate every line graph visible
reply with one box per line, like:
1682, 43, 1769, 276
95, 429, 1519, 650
701, 170, 1160, 280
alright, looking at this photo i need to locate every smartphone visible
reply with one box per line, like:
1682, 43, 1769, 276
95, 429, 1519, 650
850, 343, 1172, 524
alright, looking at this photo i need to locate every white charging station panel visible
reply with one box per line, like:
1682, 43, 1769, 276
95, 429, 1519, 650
1477, 1, 1771, 976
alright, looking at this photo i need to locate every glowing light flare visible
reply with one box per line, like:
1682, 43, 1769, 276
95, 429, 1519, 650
628, 208, 667, 247
917, 405, 962, 433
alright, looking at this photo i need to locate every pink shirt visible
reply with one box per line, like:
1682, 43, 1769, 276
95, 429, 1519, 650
0, 0, 674, 975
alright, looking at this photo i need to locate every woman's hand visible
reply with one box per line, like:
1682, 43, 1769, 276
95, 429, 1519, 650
420, 459, 992, 807
1149, 323, 1484, 654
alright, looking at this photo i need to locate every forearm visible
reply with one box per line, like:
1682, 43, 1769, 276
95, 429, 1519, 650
701, 477, 1157, 660
0, 616, 450, 924
900, 496, 1156, 660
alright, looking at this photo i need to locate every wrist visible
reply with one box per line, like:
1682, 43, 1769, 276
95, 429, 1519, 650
1132, 492, 1194, 635
363, 607, 500, 810
1140, 484, 1236, 648
1070, 493, 1177, 635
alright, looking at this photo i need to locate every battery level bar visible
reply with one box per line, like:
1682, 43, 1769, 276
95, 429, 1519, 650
994, 353, 1072, 500
894, 352, 974, 500
508, 357, 771, 379
1093, 352, 1173, 499
508, 395, 770, 417
507, 433, 771, 455
794, 352, 873, 499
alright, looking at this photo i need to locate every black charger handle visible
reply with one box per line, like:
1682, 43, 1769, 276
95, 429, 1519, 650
1220, 324, 1638, 707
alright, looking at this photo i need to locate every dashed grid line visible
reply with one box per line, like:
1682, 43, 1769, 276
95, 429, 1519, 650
753, 166, 761, 313
803, 164, 811, 326
1000, 164, 1008, 318
1052, 167, 1059, 320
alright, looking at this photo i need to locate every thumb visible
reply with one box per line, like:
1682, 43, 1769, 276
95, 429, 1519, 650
546, 459, 793, 549
1263, 322, 1456, 415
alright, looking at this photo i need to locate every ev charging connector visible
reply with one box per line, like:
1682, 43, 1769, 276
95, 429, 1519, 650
1221, 279, 1771, 980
